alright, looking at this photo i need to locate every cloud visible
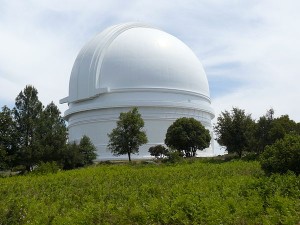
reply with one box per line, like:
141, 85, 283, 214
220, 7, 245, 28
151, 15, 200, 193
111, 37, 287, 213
0, 0, 299, 125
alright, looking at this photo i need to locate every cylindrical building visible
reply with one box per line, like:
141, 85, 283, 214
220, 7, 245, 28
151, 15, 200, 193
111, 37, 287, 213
60, 22, 215, 160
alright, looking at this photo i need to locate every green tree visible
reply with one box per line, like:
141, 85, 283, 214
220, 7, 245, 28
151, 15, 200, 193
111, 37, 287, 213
269, 115, 299, 142
0, 146, 8, 170
107, 107, 148, 161
253, 109, 300, 155
214, 107, 255, 158
61, 136, 97, 169
13, 85, 43, 171
61, 142, 82, 170
165, 117, 211, 157
254, 109, 274, 154
0, 106, 17, 169
79, 135, 97, 166
260, 134, 300, 175
36, 102, 67, 162
148, 145, 168, 159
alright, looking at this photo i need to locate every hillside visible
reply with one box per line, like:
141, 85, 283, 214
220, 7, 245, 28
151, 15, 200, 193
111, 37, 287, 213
0, 160, 299, 224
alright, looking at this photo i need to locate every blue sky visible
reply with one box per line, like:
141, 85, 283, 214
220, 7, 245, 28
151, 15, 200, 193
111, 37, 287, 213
1, 0, 300, 125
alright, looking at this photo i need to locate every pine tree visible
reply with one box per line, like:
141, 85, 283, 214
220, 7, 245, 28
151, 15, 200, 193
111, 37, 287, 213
0, 106, 17, 169
13, 85, 43, 171
36, 102, 67, 162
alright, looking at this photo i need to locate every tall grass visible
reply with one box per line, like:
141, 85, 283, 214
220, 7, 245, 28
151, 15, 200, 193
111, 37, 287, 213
0, 160, 299, 224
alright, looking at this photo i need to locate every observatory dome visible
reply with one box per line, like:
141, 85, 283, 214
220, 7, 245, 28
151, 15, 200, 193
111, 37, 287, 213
61, 22, 215, 160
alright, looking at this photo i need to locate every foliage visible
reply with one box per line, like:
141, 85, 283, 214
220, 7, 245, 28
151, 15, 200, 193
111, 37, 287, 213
31, 161, 60, 175
260, 134, 300, 175
0, 86, 95, 171
252, 109, 300, 155
61, 142, 82, 170
79, 135, 97, 166
253, 108, 275, 154
165, 117, 211, 157
0, 106, 17, 169
108, 107, 148, 161
214, 107, 255, 158
0, 146, 8, 170
148, 145, 168, 158
13, 85, 43, 171
164, 150, 184, 163
269, 115, 300, 140
36, 102, 67, 162
0, 85, 69, 171
0, 161, 299, 224
60, 136, 97, 170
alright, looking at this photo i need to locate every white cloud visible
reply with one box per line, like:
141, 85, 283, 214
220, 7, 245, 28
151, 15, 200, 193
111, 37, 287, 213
0, 0, 299, 124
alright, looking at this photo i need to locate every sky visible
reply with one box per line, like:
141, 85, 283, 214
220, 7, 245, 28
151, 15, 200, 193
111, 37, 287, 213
1, 0, 300, 150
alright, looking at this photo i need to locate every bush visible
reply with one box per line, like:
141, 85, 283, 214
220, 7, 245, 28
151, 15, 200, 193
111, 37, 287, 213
163, 150, 184, 163
260, 134, 300, 175
1, 161, 300, 224
242, 152, 259, 161
32, 161, 60, 175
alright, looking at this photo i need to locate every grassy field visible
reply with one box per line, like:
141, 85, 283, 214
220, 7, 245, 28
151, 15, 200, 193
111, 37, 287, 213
0, 160, 299, 225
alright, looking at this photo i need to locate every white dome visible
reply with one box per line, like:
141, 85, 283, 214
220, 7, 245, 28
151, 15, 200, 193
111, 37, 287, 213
61, 22, 215, 160
63, 22, 210, 104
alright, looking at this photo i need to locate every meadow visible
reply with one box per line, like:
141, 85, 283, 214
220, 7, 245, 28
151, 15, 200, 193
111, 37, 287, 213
0, 160, 299, 225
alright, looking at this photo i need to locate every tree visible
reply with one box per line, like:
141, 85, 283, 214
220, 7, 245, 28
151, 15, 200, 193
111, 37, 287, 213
0, 106, 17, 169
254, 109, 274, 154
214, 107, 255, 158
13, 85, 43, 171
79, 135, 97, 166
254, 110, 299, 155
148, 145, 168, 159
165, 117, 211, 157
269, 115, 299, 142
61, 142, 82, 170
36, 102, 67, 162
107, 107, 148, 161
260, 134, 300, 175
60, 136, 97, 169
0, 146, 8, 170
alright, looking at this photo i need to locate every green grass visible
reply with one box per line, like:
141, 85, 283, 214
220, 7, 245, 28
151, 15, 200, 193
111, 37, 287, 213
0, 160, 299, 224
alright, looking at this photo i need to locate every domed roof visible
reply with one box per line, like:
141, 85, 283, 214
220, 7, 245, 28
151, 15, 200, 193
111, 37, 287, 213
62, 22, 210, 104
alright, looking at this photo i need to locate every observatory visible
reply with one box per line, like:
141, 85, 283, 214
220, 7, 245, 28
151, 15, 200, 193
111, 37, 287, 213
60, 22, 215, 160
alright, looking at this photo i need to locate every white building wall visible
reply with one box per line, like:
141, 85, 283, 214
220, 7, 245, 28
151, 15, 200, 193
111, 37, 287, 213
68, 106, 214, 160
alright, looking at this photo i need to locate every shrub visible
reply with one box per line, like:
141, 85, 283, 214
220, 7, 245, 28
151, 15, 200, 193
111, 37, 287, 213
0, 161, 299, 224
242, 152, 259, 161
163, 150, 184, 163
32, 161, 60, 175
260, 134, 300, 175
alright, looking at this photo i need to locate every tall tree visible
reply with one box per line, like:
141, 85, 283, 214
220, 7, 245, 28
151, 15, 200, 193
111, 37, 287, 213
107, 107, 147, 161
13, 85, 43, 171
254, 109, 274, 154
269, 115, 299, 142
214, 107, 255, 158
0, 106, 17, 169
36, 102, 67, 162
254, 109, 299, 154
165, 117, 211, 157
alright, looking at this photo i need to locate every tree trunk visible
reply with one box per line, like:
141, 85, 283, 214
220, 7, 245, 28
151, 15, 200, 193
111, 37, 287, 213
128, 152, 131, 162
